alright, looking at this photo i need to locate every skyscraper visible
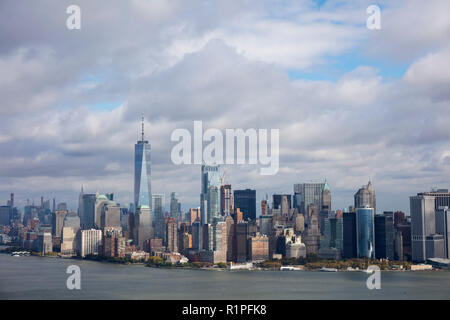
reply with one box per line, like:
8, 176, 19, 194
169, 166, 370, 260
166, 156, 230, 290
220, 184, 233, 216
354, 181, 376, 214
294, 180, 329, 214
356, 207, 375, 258
134, 116, 152, 211
170, 192, 181, 221
410, 194, 436, 261
436, 206, 450, 259
234, 189, 256, 221
374, 213, 395, 260
200, 164, 221, 225
343, 211, 357, 258
152, 194, 165, 240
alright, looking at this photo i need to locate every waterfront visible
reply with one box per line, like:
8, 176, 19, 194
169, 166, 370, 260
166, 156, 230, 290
0, 254, 449, 299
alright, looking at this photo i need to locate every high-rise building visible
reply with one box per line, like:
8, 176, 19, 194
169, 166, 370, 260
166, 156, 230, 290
220, 184, 233, 216
189, 208, 201, 225
225, 215, 235, 261
0, 206, 12, 226
134, 116, 152, 211
235, 222, 248, 262
81, 193, 96, 229
249, 234, 269, 262
166, 217, 178, 253
374, 213, 395, 260
303, 208, 320, 255
80, 229, 102, 257
354, 181, 376, 214
200, 164, 221, 224
293, 180, 329, 214
410, 194, 436, 261
152, 193, 165, 240
356, 207, 375, 258
322, 180, 331, 211
212, 221, 227, 263
320, 216, 343, 255
170, 192, 181, 221
272, 194, 291, 212
135, 205, 153, 250
52, 209, 68, 240
418, 189, 450, 211
436, 206, 450, 259
234, 189, 256, 221
37, 232, 53, 255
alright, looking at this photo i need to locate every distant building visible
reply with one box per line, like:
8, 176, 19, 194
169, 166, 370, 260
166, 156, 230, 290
220, 184, 233, 216
410, 194, 436, 261
354, 181, 376, 214
356, 207, 375, 258
320, 216, 343, 257
435, 206, 450, 259
418, 189, 450, 211
235, 222, 248, 262
293, 180, 329, 214
166, 217, 178, 253
37, 232, 53, 255
134, 116, 152, 211
200, 164, 221, 225
152, 193, 165, 240
234, 189, 256, 221
249, 234, 269, 262
374, 212, 395, 260
80, 229, 102, 257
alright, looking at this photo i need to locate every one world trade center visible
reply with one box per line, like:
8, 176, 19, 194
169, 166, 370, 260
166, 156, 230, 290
134, 116, 152, 211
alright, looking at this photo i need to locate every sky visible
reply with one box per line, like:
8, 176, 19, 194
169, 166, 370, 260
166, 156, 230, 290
1, 0, 450, 215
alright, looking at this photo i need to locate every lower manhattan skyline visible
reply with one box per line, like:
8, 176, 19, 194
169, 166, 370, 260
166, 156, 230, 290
1, 0, 450, 305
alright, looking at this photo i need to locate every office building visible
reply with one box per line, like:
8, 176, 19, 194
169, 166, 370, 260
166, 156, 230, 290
220, 184, 233, 216
374, 212, 395, 260
80, 229, 102, 257
134, 116, 152, 210
436, 206, 450, 258
293, 180, 328, 214
234, 189, 256, 221
134, 205, 153, 250
356, 207, 375, 258
200, 164, 221, 225
166, 217, 178, 253
152, 193, 165, 240
249, 234, 269, 261
410, 194, 436, 261
418, 189, 450, 211
354, 181, 376, 214
320, 216, 343, 256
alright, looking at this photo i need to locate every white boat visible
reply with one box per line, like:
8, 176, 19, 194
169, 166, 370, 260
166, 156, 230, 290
320, 267, 338, 272
280, 266, 303, 271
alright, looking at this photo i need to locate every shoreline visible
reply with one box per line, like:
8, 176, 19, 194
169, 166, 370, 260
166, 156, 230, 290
1, 250, 443, 273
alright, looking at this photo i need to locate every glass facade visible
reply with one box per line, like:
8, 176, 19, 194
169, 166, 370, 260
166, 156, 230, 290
134, 140, 152, 210
356, 207, 375, 258
200, 165, 221, 224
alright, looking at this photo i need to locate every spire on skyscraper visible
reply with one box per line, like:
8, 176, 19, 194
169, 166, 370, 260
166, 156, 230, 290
141, 114, 145, 142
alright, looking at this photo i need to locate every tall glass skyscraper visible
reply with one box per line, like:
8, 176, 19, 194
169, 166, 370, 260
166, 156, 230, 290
356, 207, 375, 258
200, 164, 221, 225
134, 117, 152, 211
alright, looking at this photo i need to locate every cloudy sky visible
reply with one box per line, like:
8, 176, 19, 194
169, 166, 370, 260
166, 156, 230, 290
1, 0, 450, 215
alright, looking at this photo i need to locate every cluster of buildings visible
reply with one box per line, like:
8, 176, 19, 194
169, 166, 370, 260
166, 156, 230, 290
1, 120, 450, 266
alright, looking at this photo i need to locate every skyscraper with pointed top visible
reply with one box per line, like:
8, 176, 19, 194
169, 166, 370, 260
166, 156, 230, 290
134, 116, 152, 211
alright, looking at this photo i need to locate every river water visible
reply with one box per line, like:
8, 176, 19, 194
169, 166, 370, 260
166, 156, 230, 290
0, 254, 449, 299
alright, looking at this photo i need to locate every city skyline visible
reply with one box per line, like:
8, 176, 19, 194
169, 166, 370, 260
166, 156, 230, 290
1, 1, 450, 215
